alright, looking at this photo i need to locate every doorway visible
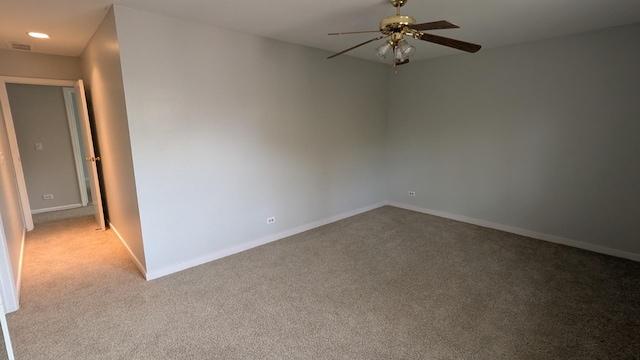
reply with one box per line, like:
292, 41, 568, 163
0, 76, 105, 312
5, 83, 91, 218
0, 77, 105, 231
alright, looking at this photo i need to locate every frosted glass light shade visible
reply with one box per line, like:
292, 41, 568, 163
398, 39, 415, 58
376, 42, 392, 59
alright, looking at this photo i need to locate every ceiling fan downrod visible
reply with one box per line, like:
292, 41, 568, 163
390, 0, 409, 9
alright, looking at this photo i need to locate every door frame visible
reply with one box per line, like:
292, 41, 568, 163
0, 76, 90, 229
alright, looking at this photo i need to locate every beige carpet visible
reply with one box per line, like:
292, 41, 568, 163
4, 206, 640, 359
32, 205, 95, 224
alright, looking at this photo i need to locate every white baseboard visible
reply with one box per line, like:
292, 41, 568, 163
145, 202, 388, 281
31, 203, 82, 215
388, 201, 640, 262
108, 222, 147, 279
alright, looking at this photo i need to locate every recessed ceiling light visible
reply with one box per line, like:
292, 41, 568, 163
28, 32, 49, 39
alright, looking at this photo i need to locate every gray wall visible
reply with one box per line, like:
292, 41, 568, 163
387, 23, 640, 255
113, 5, 389, 274
6, 84, 82, 211
80, 7, 146, 270
0, 49, 82, 80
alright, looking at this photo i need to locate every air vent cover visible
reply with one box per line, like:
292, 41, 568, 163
7, 41, 32, 51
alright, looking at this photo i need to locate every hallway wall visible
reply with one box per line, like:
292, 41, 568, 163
6, 84, 82, 212
80, 6, 146, 272
0, 49, 82, 80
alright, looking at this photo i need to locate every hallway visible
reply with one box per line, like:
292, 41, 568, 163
4, 215, 143, 359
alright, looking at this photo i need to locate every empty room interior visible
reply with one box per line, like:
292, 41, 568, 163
0, 0, 638, 358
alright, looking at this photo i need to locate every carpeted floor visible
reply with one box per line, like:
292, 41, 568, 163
4, 206, 640, 359
32, 205, 95, 225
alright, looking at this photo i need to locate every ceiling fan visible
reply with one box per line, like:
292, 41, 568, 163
327, 0, 481, 73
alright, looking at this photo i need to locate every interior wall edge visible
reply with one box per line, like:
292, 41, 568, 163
145, 201, 388, 281
388, 201, 640, 262
108, 221, 147, 279
79, 5, 147, 270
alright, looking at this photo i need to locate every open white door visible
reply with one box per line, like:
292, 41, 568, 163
74, 80, 106, 231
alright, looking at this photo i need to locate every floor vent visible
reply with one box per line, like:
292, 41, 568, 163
7, 41, 32, 51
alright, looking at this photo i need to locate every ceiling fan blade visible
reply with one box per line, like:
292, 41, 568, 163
328, 30, 381, 35
408, 20, 459, 31
419, 33, 482, 53
327, 35, 387, 59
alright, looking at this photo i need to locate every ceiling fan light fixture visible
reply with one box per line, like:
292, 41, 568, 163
394, 46, 406, 62
326, 0, 482, 73
376, 41, 392, 59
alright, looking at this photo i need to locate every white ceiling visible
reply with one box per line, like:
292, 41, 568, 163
2, 0, 640, 63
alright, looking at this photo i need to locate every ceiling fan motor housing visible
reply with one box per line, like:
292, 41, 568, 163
380, 15, 416, 32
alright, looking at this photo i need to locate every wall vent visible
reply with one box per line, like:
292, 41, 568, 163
7, 41, 32, 51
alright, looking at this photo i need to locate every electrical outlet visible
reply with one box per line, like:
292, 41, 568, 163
43, 194, 54, 200
267, 217, 276, 224
408, 191, 416, 197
